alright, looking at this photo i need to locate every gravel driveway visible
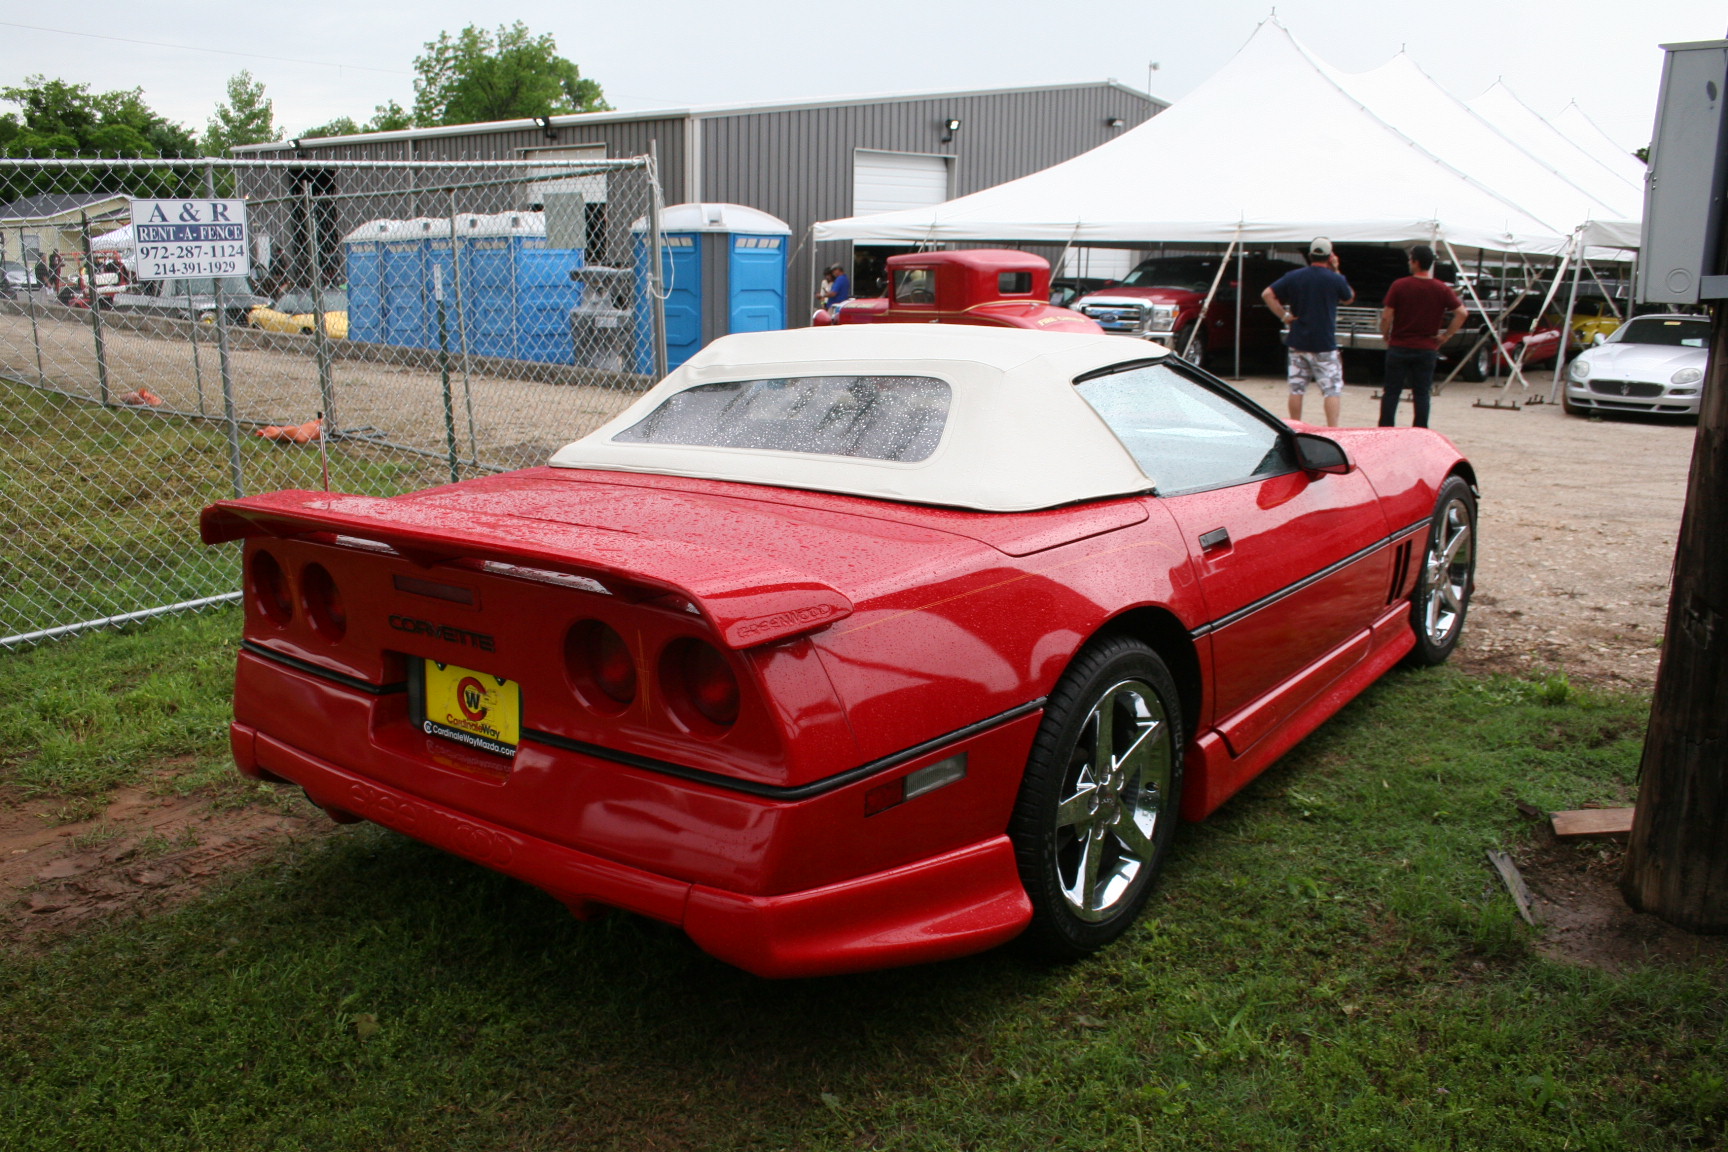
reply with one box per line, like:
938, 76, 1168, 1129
1231, 370, 1691, 689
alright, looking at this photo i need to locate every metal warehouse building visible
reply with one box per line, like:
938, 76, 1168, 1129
236, 82, 1165, 318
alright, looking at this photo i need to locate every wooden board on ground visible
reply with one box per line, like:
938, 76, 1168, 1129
1552, 807, 1635, 839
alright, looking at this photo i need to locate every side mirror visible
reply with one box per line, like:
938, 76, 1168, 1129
1293, 432, 1352, 475
1592, 331, 1607, 346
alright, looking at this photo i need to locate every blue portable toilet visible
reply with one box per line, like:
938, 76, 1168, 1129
631, 203, 791, 373
344, 212, 584, 363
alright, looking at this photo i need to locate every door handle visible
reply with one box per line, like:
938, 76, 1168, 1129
1199, 528, 1231, 552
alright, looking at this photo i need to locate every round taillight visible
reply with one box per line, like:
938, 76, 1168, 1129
662, 638, 740, 731
565, 620, 636, 711
248, 549, 292, 626
300, 563, 346, 641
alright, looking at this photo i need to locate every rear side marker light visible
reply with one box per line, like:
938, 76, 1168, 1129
249, 550, 292, 626
865, 754, 968, 816
301, 563, 347, 641
565, 619, 637, 711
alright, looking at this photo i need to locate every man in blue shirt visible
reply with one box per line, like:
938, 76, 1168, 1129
823, 263, 852, 313
1261, 238, 1354, 426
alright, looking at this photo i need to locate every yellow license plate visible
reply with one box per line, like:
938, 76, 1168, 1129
422, 660, 521, 757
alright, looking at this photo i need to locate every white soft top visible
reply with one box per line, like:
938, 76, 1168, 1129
549, 327, 1165, 512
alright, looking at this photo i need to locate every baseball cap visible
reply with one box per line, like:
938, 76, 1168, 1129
1308, 237, 1333, 259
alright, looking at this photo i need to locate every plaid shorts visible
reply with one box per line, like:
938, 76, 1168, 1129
1287, 349, 1344, 397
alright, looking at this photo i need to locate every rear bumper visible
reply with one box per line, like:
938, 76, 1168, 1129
234, 722, 1032, 977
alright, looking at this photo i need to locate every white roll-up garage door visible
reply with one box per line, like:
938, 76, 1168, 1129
852, 150, 953, 217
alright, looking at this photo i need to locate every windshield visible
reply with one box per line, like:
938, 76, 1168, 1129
274, 289, 347, 314
1119, 258, 1221, 293
613, 375, 951, 463
1617, 318, 1709, 348
1075, 362, 1290, 493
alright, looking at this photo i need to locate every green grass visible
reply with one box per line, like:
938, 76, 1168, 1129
0, 616, 1721, 1150
0, 376, 455, 637
0, 605, 245, 802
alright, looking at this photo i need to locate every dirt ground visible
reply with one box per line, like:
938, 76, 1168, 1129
0, 347, 1707, 967
1228, 369, 1694, 690
0, 775, 324, 946
0, 311, 640, 471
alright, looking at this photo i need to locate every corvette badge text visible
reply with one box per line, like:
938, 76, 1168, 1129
388, 615, 496, 652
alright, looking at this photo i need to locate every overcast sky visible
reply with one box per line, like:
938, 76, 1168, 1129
2, 0, 1722, 150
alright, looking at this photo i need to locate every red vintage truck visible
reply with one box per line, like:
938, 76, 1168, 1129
1069, 253, 1299, 371
817, 249, 1103, 334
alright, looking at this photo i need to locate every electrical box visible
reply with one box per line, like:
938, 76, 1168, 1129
1638, 38, 1728, 303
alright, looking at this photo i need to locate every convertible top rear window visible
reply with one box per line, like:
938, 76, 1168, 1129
612, 375, 950, 462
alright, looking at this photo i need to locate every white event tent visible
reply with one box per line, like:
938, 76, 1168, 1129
1553, 101, 1649, 191
814, 21, 1632, 260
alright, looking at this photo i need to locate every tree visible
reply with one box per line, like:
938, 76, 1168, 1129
299, 102, 411, 141
410, 22, 609, 127
1621, 302, 1728, 932
0, 76, 200, 200
204, 70, 281, 155
0, 76, 198, 159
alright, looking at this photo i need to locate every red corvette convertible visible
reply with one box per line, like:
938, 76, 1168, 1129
202, 327, 1476, 977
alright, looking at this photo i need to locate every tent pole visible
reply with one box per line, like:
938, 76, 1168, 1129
1232, 243, 1244, 379
1185, 230, 1237, 364
1508, 236, 1576, 397
1552, 247, 1587, 403
1440, 238, 1506, 383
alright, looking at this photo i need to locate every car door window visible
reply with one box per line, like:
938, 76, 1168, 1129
1075, 361, 1292, 494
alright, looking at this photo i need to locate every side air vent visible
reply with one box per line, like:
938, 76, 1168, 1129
1387, 540, 1414, 605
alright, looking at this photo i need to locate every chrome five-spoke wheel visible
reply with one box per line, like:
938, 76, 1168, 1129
1408, 475, 1476, 665
1054, 678, 1172, 922
1012, 636, 1185, 959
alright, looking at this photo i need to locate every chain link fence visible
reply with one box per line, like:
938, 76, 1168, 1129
0, 156, 668, 647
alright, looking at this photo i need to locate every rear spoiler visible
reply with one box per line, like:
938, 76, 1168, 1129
201, 490, 853, 650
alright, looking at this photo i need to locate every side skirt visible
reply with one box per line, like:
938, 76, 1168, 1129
1181, 604, 1416, 821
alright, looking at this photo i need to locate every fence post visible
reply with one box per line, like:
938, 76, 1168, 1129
185, 286, 207, 416
206, 162, 244, 498
23, 242, 45, 386
433, 263, 460, 484
80, 213, 110, 406
448, 190, 479, 466
303, 179, 337, 434
647, 142, 669, 380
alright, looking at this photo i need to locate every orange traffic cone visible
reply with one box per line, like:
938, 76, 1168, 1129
255, 417, 323, 443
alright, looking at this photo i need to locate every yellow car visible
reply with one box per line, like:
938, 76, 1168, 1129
249, 289, 349, 339
1568, 296, 1625, 349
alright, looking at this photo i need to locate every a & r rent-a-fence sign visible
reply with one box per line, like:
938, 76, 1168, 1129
128, 199, 251, 281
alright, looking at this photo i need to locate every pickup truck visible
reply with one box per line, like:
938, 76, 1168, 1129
820, 249, 1102, 334
1070, 254, 1299, 371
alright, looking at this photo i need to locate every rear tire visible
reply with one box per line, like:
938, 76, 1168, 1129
1405, 476, 1476, 666
1458, 343, 1490, 383
1010, 636, 1183, 960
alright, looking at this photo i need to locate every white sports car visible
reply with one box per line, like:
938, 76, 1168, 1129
1564, 314, 1710, 418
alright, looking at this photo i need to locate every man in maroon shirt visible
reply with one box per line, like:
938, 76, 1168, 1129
1377, 244, 1467, 428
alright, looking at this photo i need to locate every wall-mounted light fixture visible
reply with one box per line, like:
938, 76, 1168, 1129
941, 117, 962, 144
1106, 117, 1126, 129
534, 115, 557, 140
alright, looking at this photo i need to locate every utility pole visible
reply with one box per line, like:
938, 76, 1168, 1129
1619, 36, 1728, 932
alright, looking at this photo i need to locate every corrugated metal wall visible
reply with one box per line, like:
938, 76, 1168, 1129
241, 84, 1160, 331
698, 85, 1159, 316
248, 119, 690, 209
